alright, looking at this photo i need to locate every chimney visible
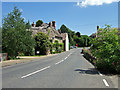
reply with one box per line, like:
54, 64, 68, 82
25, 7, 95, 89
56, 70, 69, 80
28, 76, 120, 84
52, 21, 56, 29
32, 22, 35, 27
97, 25, 99, 31
96, 25, 99, 38
49, 22, 51, 27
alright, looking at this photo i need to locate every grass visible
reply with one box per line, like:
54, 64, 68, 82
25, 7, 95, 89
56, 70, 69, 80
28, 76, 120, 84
20, 55, 45, 57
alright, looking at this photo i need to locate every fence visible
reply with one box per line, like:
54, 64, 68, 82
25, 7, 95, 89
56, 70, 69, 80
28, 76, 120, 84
0, 53, 8, 61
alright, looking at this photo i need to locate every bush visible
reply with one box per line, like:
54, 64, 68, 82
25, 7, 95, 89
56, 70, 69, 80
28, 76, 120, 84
50, 47, 53, 54
82, 48, 96, 64
95, 59, 116, 73
90, 25, 120, 73
18, 53, 25, 56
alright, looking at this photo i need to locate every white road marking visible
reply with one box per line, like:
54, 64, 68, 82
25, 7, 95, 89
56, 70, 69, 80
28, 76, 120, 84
65, 57, 68, 60
68, 53, 72, 56
55, 60, 64, 65
55, 53, 72, 65
103, 79, 109, 87
21, 66, 50, 79
98, 71, 103, 76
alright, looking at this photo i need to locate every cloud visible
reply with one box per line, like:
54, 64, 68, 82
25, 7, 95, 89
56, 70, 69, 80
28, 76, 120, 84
80, 0, 119, 7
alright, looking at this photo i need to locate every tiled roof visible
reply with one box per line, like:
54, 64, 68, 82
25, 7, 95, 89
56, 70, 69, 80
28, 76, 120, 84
31, 23, 63, 38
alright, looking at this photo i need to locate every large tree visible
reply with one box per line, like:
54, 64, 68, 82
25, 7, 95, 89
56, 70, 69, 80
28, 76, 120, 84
60, 24, 75, 45
2, 7, 35, 59
36, 20, 43, 27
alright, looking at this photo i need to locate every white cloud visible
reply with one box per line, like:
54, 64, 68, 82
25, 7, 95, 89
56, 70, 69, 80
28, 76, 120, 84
80, 0, 119, 7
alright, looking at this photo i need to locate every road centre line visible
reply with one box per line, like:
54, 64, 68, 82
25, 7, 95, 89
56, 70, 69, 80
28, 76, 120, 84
103, 79, 109, 87
65, 57, 68, 60
21, 66, 50, 79
55, 53, 72, 65
55, 60, 64, 65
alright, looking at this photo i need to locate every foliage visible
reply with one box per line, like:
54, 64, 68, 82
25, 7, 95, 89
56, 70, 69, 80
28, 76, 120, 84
81, 48, 96, 65
51, 40, 64, 53
60, 24, 91, 47
73, 35, 91, 47
47, 29, 50, 35
2, 7, 35, 59
53, 40, 59, 53
69, 43, 71, 50
36, 20, 43, 27
52, 40, 64, 53
90, 25, 120, 73
76, 32, 81, 37
59, 43, 64, 51
26, 20, 31, 29
60, 24, 75, 45
34, 32, 52, 55
50, 47, 53, 54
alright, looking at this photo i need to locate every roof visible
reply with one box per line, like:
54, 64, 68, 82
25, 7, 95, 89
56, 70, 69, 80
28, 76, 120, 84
31, 23, 63, 38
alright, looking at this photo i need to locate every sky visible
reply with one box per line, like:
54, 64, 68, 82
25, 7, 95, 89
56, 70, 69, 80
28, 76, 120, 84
2, 1, 118, 36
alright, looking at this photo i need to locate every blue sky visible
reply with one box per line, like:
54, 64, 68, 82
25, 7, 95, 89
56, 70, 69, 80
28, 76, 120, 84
2, 2, 118, 36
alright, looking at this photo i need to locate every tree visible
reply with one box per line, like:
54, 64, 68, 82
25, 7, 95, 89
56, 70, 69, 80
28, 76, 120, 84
60, 24, 75, 45
60, 24, 91, 46
26, 20, 31, 29
81, 35, 91, 47
2, 6, 35, 59
71, 31, 75, 38
34, 32, 52, 55
60, 24, 70, 33
76, 32, 81, 37
36, 20, 43, 27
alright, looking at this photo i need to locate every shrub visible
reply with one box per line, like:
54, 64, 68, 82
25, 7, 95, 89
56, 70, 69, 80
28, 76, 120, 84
82, 48, 96, 64
50, 47, 53, 54
18, 53, 25, 56
90, 25, 120, 73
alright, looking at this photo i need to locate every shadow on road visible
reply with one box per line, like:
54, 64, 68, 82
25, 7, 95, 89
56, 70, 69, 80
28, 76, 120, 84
74, 68, 99, 75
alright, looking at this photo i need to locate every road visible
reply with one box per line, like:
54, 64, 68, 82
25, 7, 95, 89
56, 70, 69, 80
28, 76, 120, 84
2, 48, 117, 88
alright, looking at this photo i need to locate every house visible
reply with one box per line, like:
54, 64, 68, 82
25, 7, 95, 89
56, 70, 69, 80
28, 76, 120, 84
31, 21, 69, 51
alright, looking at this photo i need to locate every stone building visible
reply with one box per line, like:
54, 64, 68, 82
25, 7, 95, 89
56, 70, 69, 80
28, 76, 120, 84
31, 21, 69, 51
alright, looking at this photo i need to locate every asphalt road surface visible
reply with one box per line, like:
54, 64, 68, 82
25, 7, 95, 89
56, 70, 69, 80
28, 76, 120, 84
2, 48, 117, 88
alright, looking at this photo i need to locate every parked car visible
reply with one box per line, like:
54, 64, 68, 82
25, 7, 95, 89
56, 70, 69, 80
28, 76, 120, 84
70, 46, 74, 49
73, 46, 77, 48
